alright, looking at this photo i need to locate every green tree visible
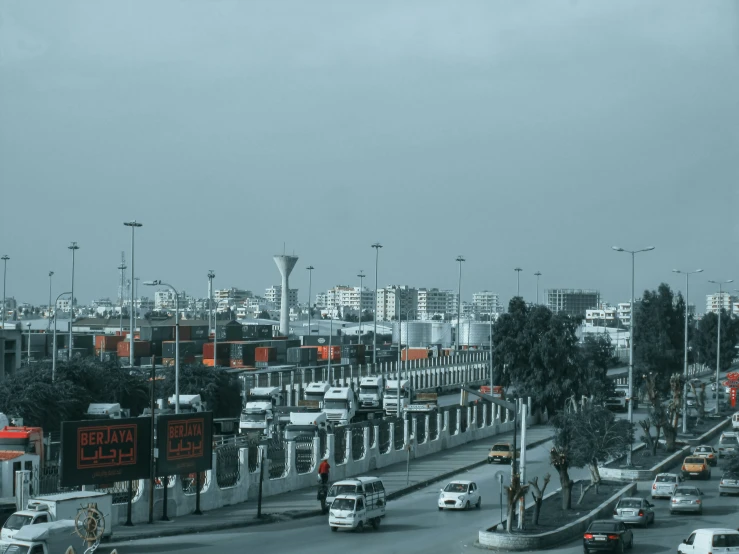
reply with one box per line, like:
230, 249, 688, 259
577, 334, 617, 403
493, 299, 581, 414
633, 283, 685, 399
693, 310, 739, 373
257, 310, 271, 320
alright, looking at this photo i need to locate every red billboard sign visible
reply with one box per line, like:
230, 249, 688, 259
156, 412, 213, 474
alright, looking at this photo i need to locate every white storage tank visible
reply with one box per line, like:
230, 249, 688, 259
458, 321, 492, 347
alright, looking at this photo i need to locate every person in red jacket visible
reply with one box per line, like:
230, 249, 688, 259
318, 459, 330, 485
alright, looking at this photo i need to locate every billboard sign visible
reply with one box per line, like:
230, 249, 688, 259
61, 418, 152, 486
156, 412, 213, 475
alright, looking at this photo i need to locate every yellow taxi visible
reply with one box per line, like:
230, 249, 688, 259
681, 456, 711, 480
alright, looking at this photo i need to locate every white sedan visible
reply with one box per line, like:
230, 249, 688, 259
438, 480, 481, 511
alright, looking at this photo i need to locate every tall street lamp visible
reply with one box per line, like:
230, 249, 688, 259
456, 256, 465, 351
26, 323, 32, 365
124, 220, 143, 367
534, 271, 542, 304
613, 245, 655, 465
145, 280, 180, 413
514, 267, 522, 297
357, 271, 365, 345
708, 279, 733, 411
68, 242, 80, 360
207, 270, 215, 333
673, 268, 702, 433
372, 243, 383, 364
1, 255, 9, 329
47, 271, 54, 332
52, 291, 72, 381
306, 266, 314, 338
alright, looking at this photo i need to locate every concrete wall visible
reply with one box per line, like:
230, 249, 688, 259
111, 402, 540, 525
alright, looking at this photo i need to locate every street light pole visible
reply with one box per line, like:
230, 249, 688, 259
124, 221, 143, 367
534, 271, 542, 304
306, 266, 314, 338
613, 245, 655, 466
26, 323, 31, 365
514, 268, 522, 297
0, 255, 8, 329
456, 256, 465, 352
372, 243, 383, 365
357, 271, 365, 345
709, 279, 733, 413
52, 292, 72, 381
207, 270, 215, 334
67, 242, 79, 361
47, 271, 54, 332
673, 268, 703, 433
145, 280, 180, 413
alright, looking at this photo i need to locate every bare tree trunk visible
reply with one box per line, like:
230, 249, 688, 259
652, 425, 662, 456
558, 467, 573, 510
528, 474, 551, 526
577, 462, 601, 505
505, 473, 526, 533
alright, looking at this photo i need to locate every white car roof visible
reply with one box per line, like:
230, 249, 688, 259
448, 480, 473, 485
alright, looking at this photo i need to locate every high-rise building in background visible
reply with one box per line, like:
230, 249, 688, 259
472, 291, 499, 316
265, 285, 298, 310
706, 292, 736, 315
376, 285, 418, 321
546, 288, 600, 317
417, 288, 456, 320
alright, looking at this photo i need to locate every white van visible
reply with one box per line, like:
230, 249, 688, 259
677, 528, 739, 554
732, 413, 739, 430
718, 432, 739, 457
325, 477, 385, 507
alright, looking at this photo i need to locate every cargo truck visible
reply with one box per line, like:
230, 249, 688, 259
358, 377, 384, 410
1, 491, 113, 541
284, 412, 331, 441
303, 382, 331, 409
383, 380, 410, 415
322, 387, 357, 426
240, 387, 283, 436
0, 520, 78, 554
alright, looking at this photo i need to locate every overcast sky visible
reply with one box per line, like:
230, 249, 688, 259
1, 1, 738, 309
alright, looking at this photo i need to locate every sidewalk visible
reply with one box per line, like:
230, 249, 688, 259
111, 424, 554, 542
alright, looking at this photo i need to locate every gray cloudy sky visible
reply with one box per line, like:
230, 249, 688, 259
1, 0, 738, 309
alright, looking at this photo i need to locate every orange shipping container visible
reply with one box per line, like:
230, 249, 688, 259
255, 347, 276, 362
117, 340, 151, 357
402, 348, 429, 361
317, 345, 341, 361
95, 335, 124, 352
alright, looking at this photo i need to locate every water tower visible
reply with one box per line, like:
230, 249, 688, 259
273, 254, 298, 336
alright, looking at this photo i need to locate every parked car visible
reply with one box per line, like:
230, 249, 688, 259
583, 520, 633, 553
612, 497, 655, 528
487, 443, 518, 464
651, 473, 682, 499
437, 480, 481, 511
677, 528, 739, 554
670, 486, 704, 515
681, 456, 711, 480
692, 445, 719, 466
719, 470, 739, 496
732, 412, 739, 430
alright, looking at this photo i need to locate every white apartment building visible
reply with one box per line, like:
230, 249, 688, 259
472, 291, 499, 315
585, 307, 618, 327
617, 303, 631, 327
321, 286, 374, 312
265, 285, 298, 310
154, 290, 176, 310
56, 298, 72, 312
376, 285, 418, 321
706, 293, 736, 315
417, 288, 455, 320
214, 288, 252, 302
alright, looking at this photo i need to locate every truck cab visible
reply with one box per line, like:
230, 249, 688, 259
383, 380, 409, 415
168, 394, 205, 413
240, 387, 283, 436
322, 387, 357, 426
0, 520, 77, 554
0, 505, 50, 542
84, 403, 130, 419
284, 411, 330, 441
358, 377, 384, 410
303, 382, 331, 409
406, 392, 437, 414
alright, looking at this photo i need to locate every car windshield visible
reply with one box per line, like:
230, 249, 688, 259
695, 447, 712, 453
331, 498, 355, 511
359, 385, 378, 392
656, 475, 676, 483
588, 522, 617, 533
491, 445, 510, 452
328, 484, 357, 497
2, 514, 33, 531
720, 436, 739, 444
713, 534, 739, 547
673, 488, 698, 497
444, 483, 468, 493
684, 458, 704, 464
323, 400, 348, 410
617, 500, 641, 509
241, 413, 265, 422
723, 472, 739, 480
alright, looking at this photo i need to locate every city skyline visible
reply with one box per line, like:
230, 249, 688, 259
1, 1, 737, 311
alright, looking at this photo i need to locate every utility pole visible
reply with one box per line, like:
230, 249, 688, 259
514, 267, 522, 297
68, 242, 79, 361
372, 243, 383, 365
534, 271, 542, 304
456, 256, 465, 351
306, 266, 314, 337
357, 271, 365, 345
673, 268, 702, 433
